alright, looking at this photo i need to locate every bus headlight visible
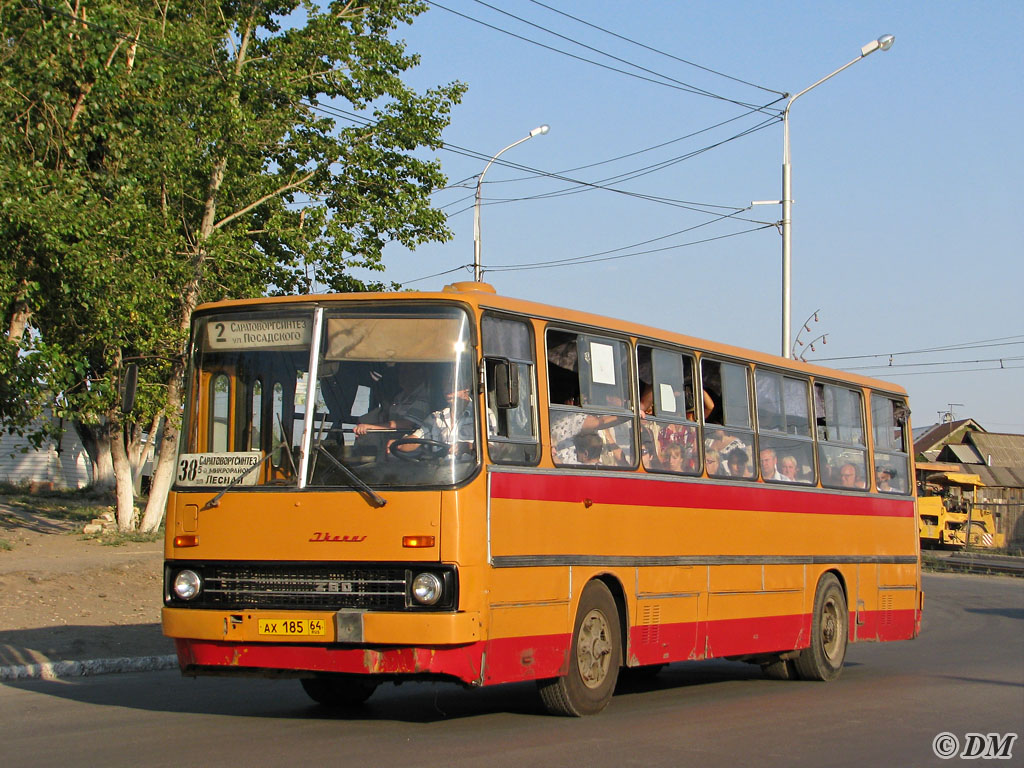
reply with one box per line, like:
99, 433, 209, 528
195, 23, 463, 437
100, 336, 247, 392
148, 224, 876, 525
173, 569, 202, 600
411, 572, 442, 606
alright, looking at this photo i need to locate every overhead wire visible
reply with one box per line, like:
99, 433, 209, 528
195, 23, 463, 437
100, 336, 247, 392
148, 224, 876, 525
462, 0, 781, 114
428, 1, 777, 111
526, 0, 785, 97
482, 224, 773, 274
814, 336, 1024, 362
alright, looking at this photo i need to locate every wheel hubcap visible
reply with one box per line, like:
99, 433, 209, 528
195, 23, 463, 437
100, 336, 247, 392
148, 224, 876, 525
822, 597, 841, 659
577, 609, 613, 688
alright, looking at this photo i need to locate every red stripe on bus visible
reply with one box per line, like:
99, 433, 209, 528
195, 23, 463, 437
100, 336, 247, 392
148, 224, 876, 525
490, 472, 914, 518
175, 609, 918, 689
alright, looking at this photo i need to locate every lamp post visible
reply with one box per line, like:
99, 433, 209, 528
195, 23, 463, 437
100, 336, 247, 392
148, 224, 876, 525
780, 34, 894, 358
473, 124, 550, 282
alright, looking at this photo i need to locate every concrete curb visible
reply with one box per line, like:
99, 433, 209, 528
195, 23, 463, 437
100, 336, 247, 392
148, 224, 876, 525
0, 654, 177, 681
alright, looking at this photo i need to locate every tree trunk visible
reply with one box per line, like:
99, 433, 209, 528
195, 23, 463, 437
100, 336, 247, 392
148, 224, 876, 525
139, 419, 177, 533
127, 420, 145, 495
75, 421, 115, 490
110, 421, 136, 531
6, 276, 32, 343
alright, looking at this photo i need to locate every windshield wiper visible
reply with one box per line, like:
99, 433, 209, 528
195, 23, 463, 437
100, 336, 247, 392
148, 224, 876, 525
312, 445, 387, 508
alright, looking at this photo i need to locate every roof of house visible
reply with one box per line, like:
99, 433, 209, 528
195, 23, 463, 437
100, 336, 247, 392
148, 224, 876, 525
967, 432, 1024, 467
938, 443, 983, 464
912, 418, 985, 456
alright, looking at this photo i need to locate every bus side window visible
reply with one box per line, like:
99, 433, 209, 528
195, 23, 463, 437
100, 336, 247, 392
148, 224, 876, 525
483, 315, 539, 465
815, 382, 867, 490
547, 328, 634, 468
637, 345, 700, 475
755, 370, 815, 484
871, 392, 910, 494
700, 359, 755, 479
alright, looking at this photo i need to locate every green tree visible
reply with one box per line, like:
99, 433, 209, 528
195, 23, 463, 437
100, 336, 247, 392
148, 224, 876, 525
0, 0, 464, 530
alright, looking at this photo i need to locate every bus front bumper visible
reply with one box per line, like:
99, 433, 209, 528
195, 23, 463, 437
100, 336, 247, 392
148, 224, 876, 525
164, 607, 485, 683
163, 606, 481, 646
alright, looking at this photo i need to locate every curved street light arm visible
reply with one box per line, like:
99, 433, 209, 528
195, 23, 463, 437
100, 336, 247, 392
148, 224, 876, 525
473, 125, 549, 281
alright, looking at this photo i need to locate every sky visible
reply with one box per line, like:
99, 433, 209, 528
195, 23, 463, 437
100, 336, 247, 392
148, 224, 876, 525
353, 0, 1023, 434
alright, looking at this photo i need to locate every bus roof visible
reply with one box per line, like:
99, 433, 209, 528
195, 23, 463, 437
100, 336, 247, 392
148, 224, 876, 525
195, 281, 908, 397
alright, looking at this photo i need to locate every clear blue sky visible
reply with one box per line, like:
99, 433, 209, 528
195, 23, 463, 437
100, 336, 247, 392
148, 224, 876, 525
363, 0, 1023, 433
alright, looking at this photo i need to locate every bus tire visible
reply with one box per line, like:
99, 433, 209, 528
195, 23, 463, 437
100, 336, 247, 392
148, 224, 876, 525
300, 674, 378, 707
538, 580, 622, 716
793, 573, 848, 681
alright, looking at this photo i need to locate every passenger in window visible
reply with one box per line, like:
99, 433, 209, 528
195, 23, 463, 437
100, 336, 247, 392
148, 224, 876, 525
353, 363, 430, 436
839, 463, 863, 489
573, 432, 605, 466
779, 455, 800, 482
704, 449, 724, 476
708, 428, 747, 458
659, 442, 684, 473
551, 408, 619, 464
759, 448, 789, 481
726, 449, 752, 478
876, 466, 896, 492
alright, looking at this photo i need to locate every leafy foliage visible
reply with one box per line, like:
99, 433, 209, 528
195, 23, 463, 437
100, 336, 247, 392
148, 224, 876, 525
0, 0, 464, 527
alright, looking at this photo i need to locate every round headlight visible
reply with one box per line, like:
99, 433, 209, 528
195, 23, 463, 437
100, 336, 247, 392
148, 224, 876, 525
173, 569, 202, 600
411, 572, 442, 606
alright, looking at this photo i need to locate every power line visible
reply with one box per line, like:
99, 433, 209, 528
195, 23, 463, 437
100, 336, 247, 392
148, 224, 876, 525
397, 221, 772, 286
526, 0, 785, 97
845, 355, 1024, 372
863, 364, 1024, 378
464, 0, 782, 113
482, 224, 773, 274
428, 1, 776, 111
815, 336, 1024, 362
485, 101, 783, 182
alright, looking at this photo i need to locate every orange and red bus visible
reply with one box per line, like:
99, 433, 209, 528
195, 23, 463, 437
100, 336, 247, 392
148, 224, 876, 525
163, 281, 921, 715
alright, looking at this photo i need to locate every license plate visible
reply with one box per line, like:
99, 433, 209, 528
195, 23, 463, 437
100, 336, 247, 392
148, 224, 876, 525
257, 618, 326, 637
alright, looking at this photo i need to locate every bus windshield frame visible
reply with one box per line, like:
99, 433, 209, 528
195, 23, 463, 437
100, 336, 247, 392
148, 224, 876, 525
177, 302, 480, 492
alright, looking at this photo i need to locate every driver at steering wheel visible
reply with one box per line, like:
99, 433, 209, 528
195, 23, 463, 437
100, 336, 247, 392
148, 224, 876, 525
396, 386, 478, 457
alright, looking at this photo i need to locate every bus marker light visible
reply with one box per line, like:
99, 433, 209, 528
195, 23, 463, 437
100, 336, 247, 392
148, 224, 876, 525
403, 535, 436, 548
174, 535, 200, 548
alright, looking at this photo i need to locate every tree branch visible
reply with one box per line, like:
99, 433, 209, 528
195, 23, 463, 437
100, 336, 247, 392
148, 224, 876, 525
213, 171, 315, 231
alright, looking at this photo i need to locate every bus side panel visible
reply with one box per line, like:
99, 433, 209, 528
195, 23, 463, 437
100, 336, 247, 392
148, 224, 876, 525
705, 590, 810, 659
631, 566, 703, 666
855, 562, 920, 642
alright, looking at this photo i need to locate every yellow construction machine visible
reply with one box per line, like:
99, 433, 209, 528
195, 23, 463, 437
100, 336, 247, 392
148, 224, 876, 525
918, 472, 1005, 550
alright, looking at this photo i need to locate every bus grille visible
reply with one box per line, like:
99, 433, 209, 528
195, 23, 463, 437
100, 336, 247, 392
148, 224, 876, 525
197, 564, 408, 611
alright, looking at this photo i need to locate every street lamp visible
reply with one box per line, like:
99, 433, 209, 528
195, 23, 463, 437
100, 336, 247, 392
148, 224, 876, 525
780, 34, 894, 358
473, 124, 550, 282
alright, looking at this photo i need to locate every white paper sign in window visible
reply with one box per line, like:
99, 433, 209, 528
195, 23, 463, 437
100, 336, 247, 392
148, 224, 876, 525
659, 383, 677, 414
589, 341, 616, 385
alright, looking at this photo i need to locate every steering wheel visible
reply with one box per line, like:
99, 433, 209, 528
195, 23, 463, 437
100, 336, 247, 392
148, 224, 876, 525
388, 437, 451, 461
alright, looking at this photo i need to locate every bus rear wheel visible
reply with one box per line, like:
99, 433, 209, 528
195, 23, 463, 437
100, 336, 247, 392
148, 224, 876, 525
793, 573, 848, 681
538, 580, 622, 716
300, 674, 378, 707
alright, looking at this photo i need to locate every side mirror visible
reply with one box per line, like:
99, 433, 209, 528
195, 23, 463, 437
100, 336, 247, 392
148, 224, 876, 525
493, 359, 519, 409
120, 363, 138, 415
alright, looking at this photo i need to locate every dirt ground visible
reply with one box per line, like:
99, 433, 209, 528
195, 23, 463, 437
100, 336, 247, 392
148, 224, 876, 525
0, 495, 173, 667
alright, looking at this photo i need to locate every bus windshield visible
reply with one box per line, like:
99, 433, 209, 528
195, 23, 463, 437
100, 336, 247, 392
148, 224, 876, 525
179, 303, 478, 490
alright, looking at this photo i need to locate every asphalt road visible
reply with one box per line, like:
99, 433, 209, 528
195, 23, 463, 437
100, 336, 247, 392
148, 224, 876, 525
3, 573, 1022, 768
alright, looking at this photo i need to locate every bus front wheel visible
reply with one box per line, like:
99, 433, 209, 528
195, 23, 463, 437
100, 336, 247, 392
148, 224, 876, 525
300, 674, 378, 707
793, 573, 848, 681
538, 580, 622, 716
